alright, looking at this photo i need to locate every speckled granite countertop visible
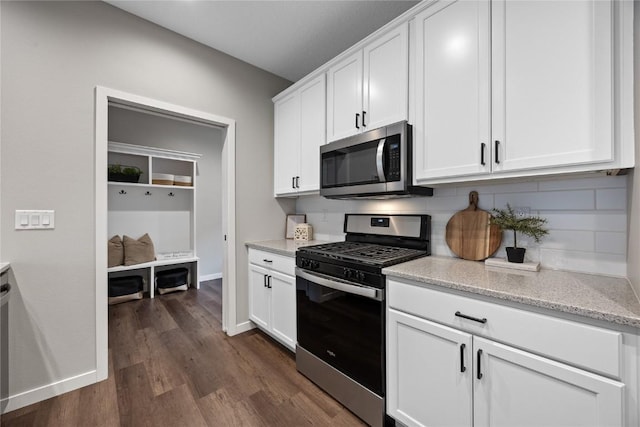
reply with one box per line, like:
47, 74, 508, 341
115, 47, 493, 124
246, 240, 329, 257
383, 256, 640, 329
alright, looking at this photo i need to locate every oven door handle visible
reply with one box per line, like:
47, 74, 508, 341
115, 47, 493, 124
296, 268, 382, 301
376, 138, 386, 183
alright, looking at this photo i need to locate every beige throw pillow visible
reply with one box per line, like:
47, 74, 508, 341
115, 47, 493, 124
107, 235, 124, 267
123, 233, 156, 266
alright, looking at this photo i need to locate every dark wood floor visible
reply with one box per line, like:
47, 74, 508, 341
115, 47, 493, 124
2, 280, 365, 426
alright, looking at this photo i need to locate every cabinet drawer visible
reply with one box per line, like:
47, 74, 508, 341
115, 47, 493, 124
388, 279, 622, 379
248, 249, 295, 276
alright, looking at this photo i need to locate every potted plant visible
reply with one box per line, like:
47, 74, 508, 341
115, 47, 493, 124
491, 204, 549, 263
108, 164, 142, 183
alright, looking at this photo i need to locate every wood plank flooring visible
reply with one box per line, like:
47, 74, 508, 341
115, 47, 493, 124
2, 280, 366, 426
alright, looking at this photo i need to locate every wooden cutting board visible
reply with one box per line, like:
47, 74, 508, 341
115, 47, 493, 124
445, 191, 502, 261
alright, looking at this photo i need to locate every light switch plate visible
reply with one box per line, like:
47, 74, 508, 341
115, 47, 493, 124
15, 210, 55, 230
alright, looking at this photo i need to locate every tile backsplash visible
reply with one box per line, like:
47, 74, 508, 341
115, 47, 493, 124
296, 175, 628, 277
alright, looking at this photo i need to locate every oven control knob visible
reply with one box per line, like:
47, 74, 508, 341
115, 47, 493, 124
311, 261, 320, 269
300, 258, 310, 268
357, 271, 365, 281
343, 268, 352, 279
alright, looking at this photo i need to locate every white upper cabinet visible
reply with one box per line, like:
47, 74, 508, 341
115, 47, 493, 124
298, 75, 326, 193
414, 0, 633, 185
414, 0, 491, 181
273, 91, 300, 196
273, 74, 326, 197
327, 51, 363, 142
491, 0, 613, 173
327, 24, 408, 142
363, 25, 409, 132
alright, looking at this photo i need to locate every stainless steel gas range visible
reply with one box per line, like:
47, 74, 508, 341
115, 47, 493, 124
295, 214, 431, 427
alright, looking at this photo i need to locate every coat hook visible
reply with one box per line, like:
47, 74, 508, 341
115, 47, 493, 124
119, 190, 127, 195
168, 192, 175, 197
145, 191, 152, 196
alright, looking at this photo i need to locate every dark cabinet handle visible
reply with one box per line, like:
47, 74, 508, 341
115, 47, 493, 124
295, 176, 300, 188
292, 176, 295, 189
362, 111, 367, 127
355, 113, 360, 129
480, 143, 486, 166
460, 343, 466, 373
455, 311, 487, 324
494, 140, 500, 164
263, 259, 273, 264
263, 274, 268, 287
267, 276, 272, 289
477, 349, 483, 379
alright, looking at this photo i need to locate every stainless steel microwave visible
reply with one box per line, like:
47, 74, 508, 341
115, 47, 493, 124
320, 121, 433, 199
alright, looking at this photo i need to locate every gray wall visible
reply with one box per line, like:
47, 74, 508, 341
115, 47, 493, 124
0, 1, 294, 404
108, 106, 224, 278
628, 4, 640, 297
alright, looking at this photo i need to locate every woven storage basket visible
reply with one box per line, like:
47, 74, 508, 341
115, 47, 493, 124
152, 173, 174, 185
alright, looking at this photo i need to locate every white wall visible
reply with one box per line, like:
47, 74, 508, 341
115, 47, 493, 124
298, 175, 629, 277
108, 106, 224, 279
627, 0, 640, 298
0, 1, 294, 409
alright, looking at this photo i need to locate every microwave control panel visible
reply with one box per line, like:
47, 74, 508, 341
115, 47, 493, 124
387, 136, 401, 181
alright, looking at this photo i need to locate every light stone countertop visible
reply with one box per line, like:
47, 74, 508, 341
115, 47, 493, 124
0, 263, 10, 274
383, 256, 640, 329
246, 239, 329, 257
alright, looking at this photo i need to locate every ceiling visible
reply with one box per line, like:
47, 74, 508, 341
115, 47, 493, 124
104, 1, 420, 82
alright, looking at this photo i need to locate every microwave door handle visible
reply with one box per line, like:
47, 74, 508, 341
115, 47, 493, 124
376, 138, 386, 182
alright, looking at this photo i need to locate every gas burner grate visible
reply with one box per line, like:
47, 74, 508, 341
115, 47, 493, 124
301, 242, 426, 266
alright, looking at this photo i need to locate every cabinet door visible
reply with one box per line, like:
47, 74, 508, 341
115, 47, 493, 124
327, 51, 363, 142
248, 264, 270, 330
413, 0, 491, 182
269, 270, 296, 351
473, 337, 624, 427
492, 0, 614, 172
273, 91, 300, 196
362, 23, 409, 131
387, 309, 473, 427
297, 74, 326, 194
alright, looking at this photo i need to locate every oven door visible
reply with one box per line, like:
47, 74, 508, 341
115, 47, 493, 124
296, 268, 384, 395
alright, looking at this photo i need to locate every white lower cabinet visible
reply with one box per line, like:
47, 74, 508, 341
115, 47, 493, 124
387, 309, 473, 427
248, 249, 296, 351
473, 336, 623, 427
387, 281, 626, 427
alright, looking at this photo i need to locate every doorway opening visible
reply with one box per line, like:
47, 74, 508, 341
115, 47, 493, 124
95, 86, 237, 381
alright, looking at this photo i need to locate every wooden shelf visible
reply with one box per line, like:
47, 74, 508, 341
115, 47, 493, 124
107, 182, 194, 190
108, 141, 200, 299
108, 256, 199, 273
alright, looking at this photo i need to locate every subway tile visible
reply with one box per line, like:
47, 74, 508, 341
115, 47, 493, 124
539, 230, 595, 252
541, 212, 626, 232
596, 188, 627, 210
455, 180, 538, 196
432, 186, 457, 197
495, 190, 595, 210
295, 180, 629, 277
595, 232, 627, 255
539, 249, 627, 277
538, 175, 627, 191
417, 195, 472, 212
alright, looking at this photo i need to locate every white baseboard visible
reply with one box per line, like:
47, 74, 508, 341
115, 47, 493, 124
226, 320, 254, 336
199, 272, 222, 282
1, 370, 97, 414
